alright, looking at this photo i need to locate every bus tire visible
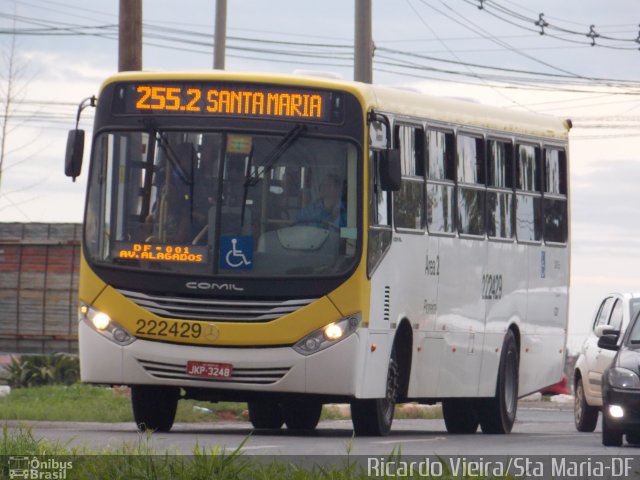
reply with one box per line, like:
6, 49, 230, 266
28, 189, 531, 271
248, 401, 284, 429
131, 385, 179, 432
442, 398, 479, 433
282, 399, 323, 431
574, 377, 598, 432
351, 346, 399, 436
479, 330, 519, 434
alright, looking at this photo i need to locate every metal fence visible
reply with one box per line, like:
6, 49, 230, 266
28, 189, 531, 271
0, 223, 81, 354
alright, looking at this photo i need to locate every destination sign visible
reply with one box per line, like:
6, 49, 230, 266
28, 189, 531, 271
112, 82, 343, 123
114, 242, 207, 264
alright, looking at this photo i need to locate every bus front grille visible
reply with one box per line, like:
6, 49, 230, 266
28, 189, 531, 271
137, 358, 290, 385
117, 288, 317, 322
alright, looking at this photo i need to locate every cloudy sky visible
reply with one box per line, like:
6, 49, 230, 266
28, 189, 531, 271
1, 0, 640, 351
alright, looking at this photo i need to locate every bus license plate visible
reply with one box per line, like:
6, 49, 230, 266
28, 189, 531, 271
186, 361, 233, 379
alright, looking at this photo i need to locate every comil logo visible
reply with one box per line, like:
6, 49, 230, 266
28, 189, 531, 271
8, 456, 72, 479
185, 281, 244, 291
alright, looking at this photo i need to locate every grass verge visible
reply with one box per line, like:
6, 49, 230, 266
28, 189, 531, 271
0, 384, 248, 423
0, 384, 442, 423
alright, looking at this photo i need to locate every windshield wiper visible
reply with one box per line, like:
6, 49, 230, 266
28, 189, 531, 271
241, 124, 306, 224
143, 119, 196, 226
144, 119, 192, 186
244, 124, 306, 187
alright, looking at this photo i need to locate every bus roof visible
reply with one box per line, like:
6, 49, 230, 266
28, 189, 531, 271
101, 70, 570, 141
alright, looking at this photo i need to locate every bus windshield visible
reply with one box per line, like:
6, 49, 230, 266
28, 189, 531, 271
84, 128, 359, 278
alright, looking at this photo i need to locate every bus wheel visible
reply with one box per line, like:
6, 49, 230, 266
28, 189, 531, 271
131, 385, 179, 432
282, 399, 323, 431
479, 330, 519, 434
442, 398, 479, 433
248, 401, 284, 429
351, 346, 399, 436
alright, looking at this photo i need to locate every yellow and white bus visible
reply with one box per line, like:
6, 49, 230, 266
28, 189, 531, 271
65, 71, 570, 436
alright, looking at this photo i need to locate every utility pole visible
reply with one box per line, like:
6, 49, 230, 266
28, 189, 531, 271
354, 0, 373, 83
214, 0, 227, 69
119, 0, 142, 71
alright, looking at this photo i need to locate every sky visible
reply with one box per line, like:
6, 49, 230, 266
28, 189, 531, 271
1, 0, 640, 352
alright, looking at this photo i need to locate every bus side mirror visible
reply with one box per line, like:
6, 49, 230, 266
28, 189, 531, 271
380, 148, 401, 192
65, 129, 85, 182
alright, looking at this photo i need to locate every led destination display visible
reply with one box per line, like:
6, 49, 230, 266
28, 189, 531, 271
112, 82, 343, 123
114, 242, 207, 264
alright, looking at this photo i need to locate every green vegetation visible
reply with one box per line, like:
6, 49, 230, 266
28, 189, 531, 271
1, 426, 486, 480
0, 426, 348, 479
4, 354, 79, 388
0, 384, 442, 423
0, 384, 131, 422
0, 384, 250, 423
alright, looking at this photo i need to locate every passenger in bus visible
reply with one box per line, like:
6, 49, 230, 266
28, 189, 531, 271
269, 168, 302, 221
146, 143, 196, 243
295, 173, 345, 228
190, 139, 221, 243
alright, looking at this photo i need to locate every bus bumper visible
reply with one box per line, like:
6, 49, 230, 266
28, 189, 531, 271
78, 320, 363, 396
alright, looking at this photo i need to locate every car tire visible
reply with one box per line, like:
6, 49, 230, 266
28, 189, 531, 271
626, 432, 640, 445
602, 415, 623, 447
442, 398, 479, 433
574, 377, 598, 432
131, 385, 179, 432
248, 401, 284, 429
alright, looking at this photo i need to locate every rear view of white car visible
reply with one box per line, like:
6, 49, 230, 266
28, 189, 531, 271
574, 293, 640, 432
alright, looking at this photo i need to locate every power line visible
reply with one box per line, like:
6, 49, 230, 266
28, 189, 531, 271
1, 2, 640, 135
493, 0, 636, 30
372, 62, 640, 97
468, 0, 640, 50
417, 0, 585, 78
3, 12, 639, 91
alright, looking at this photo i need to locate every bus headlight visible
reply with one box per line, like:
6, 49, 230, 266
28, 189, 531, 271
80, 304, 136, 346
324, 323, 344, 340
293, 314, 361, 356
91, 312, 111, 331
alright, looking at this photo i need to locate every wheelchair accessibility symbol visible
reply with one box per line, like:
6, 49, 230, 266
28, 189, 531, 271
220, 236, 253, 270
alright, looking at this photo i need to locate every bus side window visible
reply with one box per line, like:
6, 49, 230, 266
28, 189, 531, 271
367, 147, 394, 276
456, 133, 486, 236
426, 129, 455, 234
487, 139, 514, 239
543, 147, 568, 243
515, 143, 542, 242
369, 150, 391, 226
393, 125, 425, 231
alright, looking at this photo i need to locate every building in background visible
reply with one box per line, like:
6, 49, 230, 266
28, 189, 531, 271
0, 223, 81, 354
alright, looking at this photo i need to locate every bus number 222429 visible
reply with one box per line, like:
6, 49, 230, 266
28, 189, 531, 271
482, 274, 503, 300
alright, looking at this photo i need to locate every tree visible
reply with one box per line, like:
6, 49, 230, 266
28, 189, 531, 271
0, 6, 43, 217
0, 13, 21, 193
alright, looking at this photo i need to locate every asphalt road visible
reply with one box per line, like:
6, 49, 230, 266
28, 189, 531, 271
6, 400, 638, 456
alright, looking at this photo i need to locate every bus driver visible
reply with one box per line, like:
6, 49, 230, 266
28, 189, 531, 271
295, 173, 346, 228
